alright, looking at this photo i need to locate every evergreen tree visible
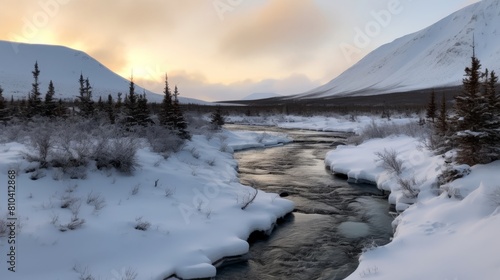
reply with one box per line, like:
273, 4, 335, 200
27, 61, 43, 118
172, 85, 190, 139
97, 96, 105, 112
44, 80, 57, 117
450, 46, 490, 165
0, 85, 10, 123
210, 106, 225, 130
159, 74, 175, 128
116, 92, 123, 113
136, 93, 152, 126
124, 77, 139, 126
482, 70, 500, 162
426, 90, 437, 122
55, 99, 67, 118
435, 94, 448, 136
77, 74, 95, 117
106, 94, 115, 124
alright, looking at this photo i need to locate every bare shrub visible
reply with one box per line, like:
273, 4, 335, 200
66, 166, 88, 180
29, 168, 46, 180
238, 188, 259, 210
86, 191, 106, 212
359, 266, 379, 278
164, 187, 176, 198
354, 121, 429, 144
121, 267, 139, 280
130, 184, 140, 196
206, 158, 216, 166
397, 176, 420, 199
61, 217, 86, 231
73, 264, 95, 280
375, 149, 404, 175
95, 138, 138, 174
145, 125, 183, 158
60, 194, 79, 209
25, 126, 53, 167
134, 217, 151, 231
60, 213, 85, 232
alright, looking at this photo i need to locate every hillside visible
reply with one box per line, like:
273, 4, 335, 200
297, 0, 500, 99
0, 40, 210, 104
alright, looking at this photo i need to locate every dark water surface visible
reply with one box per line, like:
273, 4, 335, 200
216, 125, 394, 280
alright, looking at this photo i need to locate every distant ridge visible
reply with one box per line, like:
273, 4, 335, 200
242, 92, 282, 100
0, 40, 211, 104
297, 0, 500, 99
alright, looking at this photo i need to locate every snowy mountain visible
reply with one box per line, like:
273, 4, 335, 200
242, 92, 282, 100
298, 0, 500, 99
0, 40, 210, 104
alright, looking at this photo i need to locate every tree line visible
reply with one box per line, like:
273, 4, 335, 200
0, 62, 192, 139
425, 45, 499, 178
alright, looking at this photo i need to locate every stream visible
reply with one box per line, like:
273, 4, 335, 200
216, 125, 394, 280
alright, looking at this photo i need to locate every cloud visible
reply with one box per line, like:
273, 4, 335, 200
1, 0, 208, 72
135, 70, 321, 102
218, 0, 333, 58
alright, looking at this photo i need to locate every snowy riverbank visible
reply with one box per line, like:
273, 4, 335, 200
0, 130, 294, 280
232, 114, 500, 279
327, 138, 500, 279
323, 128, 500, 279
226, 114, 415, 134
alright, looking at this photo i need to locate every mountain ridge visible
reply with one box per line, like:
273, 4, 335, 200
297, 0, 500, 99
0, 40, 211, 104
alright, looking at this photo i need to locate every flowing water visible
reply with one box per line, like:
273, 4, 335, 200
216, 125, 394, 280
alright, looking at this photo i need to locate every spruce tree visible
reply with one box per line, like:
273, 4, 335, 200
159, 74, 175, 128
136, 93, 152, 126
435, 94, 448, 136
77, 74, 95, 117
106, 94, 115, 124
0, 85, 10, 123
210, 106, 225, 130
116, 92, 123, 113
97, 96, 105, 112
124, 77, 139, 126
172, 85, 190, 139
482, 70, 500, 162
451, 46, 490, 165
44, 80, 57, 117
27, 61, 43, 118
55, 99, 66, 118
426, 90, 437, 122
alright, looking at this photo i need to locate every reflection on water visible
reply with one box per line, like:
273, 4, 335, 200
217, 125, 393, 280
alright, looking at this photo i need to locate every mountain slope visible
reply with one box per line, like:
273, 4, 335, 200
242, 92, 282, 100
0, 41, 210, 104
298, 0, 500, 99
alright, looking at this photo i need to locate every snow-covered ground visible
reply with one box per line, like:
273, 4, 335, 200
226, 114, 415, 134
324, 129, 500, 280
0, 130, 293, 279
231, 114, 500, 279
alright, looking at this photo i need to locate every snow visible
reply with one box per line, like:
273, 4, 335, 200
319, 118, 500, 280
297, 0, 500, 98
227, 114, 416, 134
0, 130, 294, 279
0, 40, 212, 105
225, 130, 292, 151
228, 113, 500, 279
241, 92, 282, 101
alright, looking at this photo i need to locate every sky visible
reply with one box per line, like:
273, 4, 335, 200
1, 0, 480, 101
